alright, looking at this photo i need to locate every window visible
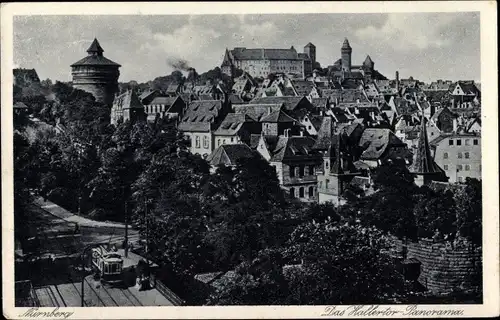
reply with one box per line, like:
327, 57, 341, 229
308, 126, 312, 130
319, 181, 323, 188
309, 186, 314, 198
465, 164, 470, 171
465, 139, 470, 146
325, 179, 330, 189
458, 152, 463, 159
290, 166, 295, 177
290, 188, 295, 198
443, 152, 448, 159
456, 139, 462, 146
195, 136, 200, 148
203, 136, 209, 149
457, 164, 463, 171
465, 152, 470, 159
217, 139, 221, 147
299, 187, 304, 198
444, 165, 449, 170
309, 165, 315, 175
473, 139, 479, 145
449, 139, 454, 146
325, 161, 329, 169
299, 166, 305, 177
231, 137, 234, 142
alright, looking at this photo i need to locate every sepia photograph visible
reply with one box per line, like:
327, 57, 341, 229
2, 2, 498, 319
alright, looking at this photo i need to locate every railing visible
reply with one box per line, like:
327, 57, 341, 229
151, 275, 184, 306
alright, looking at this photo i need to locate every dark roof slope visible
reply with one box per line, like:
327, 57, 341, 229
178, 100, 225, 132
207, 144, 256, 166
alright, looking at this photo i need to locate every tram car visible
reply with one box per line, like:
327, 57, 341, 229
91, 245, 124, 283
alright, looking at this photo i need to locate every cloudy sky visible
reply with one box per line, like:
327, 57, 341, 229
14, 12, 480, 83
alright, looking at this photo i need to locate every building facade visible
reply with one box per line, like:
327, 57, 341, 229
71, 38, 121, 106
430, 133, 481, 183
221, 44, 315, 79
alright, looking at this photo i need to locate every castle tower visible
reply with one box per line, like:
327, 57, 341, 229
304, 42, 316, 67
221, 48, 234, 78
71, 38, 121, 107
341, 38, 352, 73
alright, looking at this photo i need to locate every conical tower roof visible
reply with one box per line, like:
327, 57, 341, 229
305, 42, 316, 48
87, 38, 104, 55
410, 115, 445, 175
363, 55, 374, 66
342, 38, 352, 50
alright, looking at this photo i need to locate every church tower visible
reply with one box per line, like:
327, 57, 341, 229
410, 115, 448, 186
71, 38, 121, 107
341, 38, 352, 73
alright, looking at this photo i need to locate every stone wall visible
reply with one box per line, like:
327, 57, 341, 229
391, 238, 482, 294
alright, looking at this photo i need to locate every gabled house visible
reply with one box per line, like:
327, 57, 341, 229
213, 113, 260, 148
206, 143, 257, 172
260, 109, 301, 136
357, 128, 409, 168
178, 99, 232, 157
165, 83, 183, 97
139, 89, 162, 105
316, 133, 361, 205
110, 90, 145, 126
144, 96, 187, 123
255, 132, 322, 202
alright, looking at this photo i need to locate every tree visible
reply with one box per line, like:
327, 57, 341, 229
413, 186, 457, 241
453, 178, 482, 246
283, 220, 407, 304
206, 248, 289, 305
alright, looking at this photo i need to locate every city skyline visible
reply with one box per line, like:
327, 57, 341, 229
14, 12, 480, 83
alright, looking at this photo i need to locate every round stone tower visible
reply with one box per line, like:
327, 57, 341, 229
71, 38, 121, 106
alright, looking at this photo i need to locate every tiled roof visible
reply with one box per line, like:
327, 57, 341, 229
228, 94, 245, 104
290, 80, 315, 96
410, 117, 446, 175
112, 90, 143, 110
309, 115, 324, 131
311, 97, 329, 109
313, 116, 336, 150
87, 38, 104, 54
178, 100, 225, 132
207, 144, 256, 166
234, 104, 282, 122
260, 109, 297, 123
455, 81, 480, 96
358, 128, 405, 160
71, 55, 121, 67
214, 113, 253, 135
148, 96, 179, 106
166, 84, 181, 93
321, 89, 368, 103
249, 96, 309, 112
270, 136, 319, 162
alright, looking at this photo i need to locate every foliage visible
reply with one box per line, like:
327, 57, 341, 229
283, 220, 406, 304
453, 178, 482, 245
206, 248, 289, 305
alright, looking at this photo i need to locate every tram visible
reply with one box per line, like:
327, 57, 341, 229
91, 245, 124, 283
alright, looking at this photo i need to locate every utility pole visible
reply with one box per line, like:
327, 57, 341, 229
123, 186, 128, 258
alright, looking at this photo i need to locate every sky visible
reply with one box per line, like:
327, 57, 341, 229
13, 12, 480, 84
